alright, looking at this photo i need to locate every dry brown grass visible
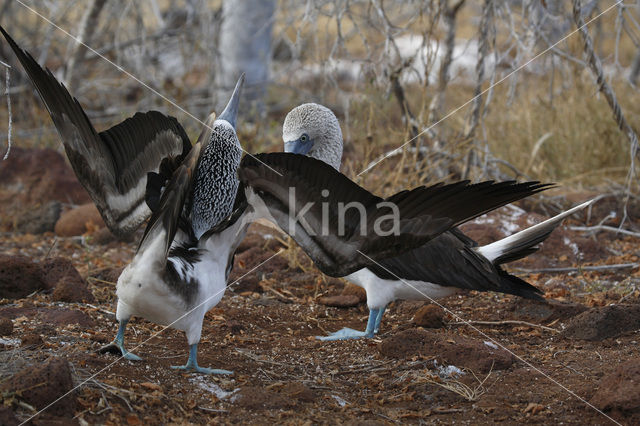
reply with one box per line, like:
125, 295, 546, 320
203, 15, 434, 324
483, 78, 638, 185
3, 1, 639, 200
288, 69, 639, 193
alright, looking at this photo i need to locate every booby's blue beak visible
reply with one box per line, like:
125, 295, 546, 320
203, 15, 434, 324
284, 133, 314, 155
218, 73, 245, 130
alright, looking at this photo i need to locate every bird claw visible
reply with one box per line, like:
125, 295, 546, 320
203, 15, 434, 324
97, 342, 142, 361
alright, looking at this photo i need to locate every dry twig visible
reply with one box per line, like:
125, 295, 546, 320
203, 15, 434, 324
449, 319, 559, 333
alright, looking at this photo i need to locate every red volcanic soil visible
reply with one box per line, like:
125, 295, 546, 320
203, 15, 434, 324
0, 197, 639, 424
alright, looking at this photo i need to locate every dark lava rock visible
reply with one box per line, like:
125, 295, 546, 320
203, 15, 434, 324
88, 227, 119, 245
226, 320, 245, 335
234, 386, 292, 410
341, 283, 367, 303
21, 332, 44, 347
0, 147, 89, 232
0, 306, 38, 321
412, 304, 445, 328
43, 257, 80, 288
0, 254, 47, 299
317, 294, 361, 308
52, 279, 95, 303
0, 306, 94, 328
0, 406, 18, 426
89, 266, 123, 284
15, 201, 61, 234
591, 359, 640, 422
43, 258, 80, 287
0, 317, 13, 335
41, 309, 95, 328
1, 357, 76, 417
231, 275, 262, 293
54, 203, 105, 237
507, 298, 588, 323
281, 382, 315, 403
42, 257, 95, 302
561, 304, 640, 341
395, 300, 427, 314
380, 328, 514, 373
0, 147, 89, 205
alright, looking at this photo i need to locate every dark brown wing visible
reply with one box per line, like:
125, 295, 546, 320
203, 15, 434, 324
0, 26, 191, 237
238, 153, 553, 277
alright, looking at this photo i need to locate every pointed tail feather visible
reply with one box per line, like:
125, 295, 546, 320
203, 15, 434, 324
496, 269, 545, 300
477, 199, 596, 265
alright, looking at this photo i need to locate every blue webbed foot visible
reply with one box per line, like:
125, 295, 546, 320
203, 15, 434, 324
316, 308, 382, 341
172, 343, 233, 375
170, 364, 233, 375
98, 319, 142, 361
316, 327, 372, 341
98, 342, 143, 361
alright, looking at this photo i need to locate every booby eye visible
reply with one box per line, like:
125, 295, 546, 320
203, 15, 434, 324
300, 134, 308, 142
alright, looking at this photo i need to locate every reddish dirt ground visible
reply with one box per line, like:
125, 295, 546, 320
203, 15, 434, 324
1, 205, 639, 425
0, 149, 639, 424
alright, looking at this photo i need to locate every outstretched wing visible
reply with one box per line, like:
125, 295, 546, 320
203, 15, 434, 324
0, 26, 191, 236
238, 153, 552, 277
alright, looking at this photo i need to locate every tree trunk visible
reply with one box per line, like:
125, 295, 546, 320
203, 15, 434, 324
216, 0, 276, 118
64, 0, 108, 92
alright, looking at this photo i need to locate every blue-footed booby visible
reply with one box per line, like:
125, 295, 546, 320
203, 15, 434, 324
2, 28, 556, 373
283, 103, 595, 340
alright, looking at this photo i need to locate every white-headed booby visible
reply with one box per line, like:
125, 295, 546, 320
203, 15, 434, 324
2, 28, 557, 372
283, 103, 595, 340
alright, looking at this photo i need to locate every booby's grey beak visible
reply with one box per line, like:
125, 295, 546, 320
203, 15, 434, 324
284, 134, 314, 155
218, 73, 245, 129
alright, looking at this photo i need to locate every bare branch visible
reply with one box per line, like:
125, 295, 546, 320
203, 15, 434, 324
64, 0, 108, 91
572, 0, 640, 163
2, 65, 12, 161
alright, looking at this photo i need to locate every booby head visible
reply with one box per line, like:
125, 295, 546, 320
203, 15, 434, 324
282, 103, 343, 170
190, 74, 245, 239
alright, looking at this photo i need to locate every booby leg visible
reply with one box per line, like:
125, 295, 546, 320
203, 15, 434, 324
316, 308, 379, 341
373, 305, 387, 334
98, 319, 142, 361
171, 344, 233, 375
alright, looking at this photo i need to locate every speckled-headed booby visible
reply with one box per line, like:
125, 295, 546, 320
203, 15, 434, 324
283, 103, 595, 340
2, 28, 557, 373
3, 20, 243, 371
